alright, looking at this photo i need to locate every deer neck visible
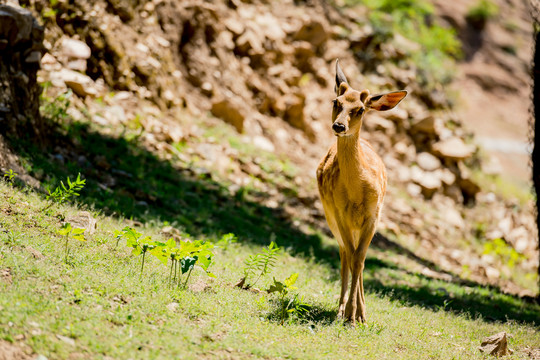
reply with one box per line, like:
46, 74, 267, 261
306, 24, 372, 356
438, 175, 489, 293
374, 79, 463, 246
336, 130, 366, 185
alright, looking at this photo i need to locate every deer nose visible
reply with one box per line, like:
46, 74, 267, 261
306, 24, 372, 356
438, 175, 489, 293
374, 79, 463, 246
332, 122, 346, 133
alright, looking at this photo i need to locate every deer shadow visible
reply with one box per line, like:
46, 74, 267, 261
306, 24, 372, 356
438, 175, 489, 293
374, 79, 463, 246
5, 120, 539, 327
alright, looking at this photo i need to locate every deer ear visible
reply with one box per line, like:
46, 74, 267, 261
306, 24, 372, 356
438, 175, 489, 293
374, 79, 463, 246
334, 59, 349, 95
367, 90, 408, 111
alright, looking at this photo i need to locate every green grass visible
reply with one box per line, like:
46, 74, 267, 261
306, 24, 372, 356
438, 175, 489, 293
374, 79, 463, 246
1, 182, 539, 359
1, 158, 539, 358
1, 91, 538, 358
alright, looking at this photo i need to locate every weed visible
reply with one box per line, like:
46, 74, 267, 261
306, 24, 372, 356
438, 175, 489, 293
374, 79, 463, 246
46, 173, 86, 206
115, 227, 216, 287
57, 222, 86, 263
40, 88, 72, 124
483, 238, 525, 269
267, 273, 311, 324
466, 0, 499, 29
3, 169, 17, 186
239, 240, 279, 289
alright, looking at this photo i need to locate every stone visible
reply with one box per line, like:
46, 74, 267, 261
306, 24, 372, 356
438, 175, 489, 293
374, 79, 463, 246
54, 69, 97, 97
410, 115, 441, 135
211, 98, 245, 132
442, 207, 465, 230
416, 152, 441, 171
384, 106, 408, 123
439, 168, 456, 186
283, 94, 306, 131
294, 19, 329, 47
406, 183, 422, 197
66, 59, 87, 72
60, 38, 91, 59
478, 332, 513, 356
411, 166, 441, 198
458, 177, 481, 203
432, 137, 475, 160
66, 211, 97, 235
0, 5, 34, 46
252, 135, 275, 152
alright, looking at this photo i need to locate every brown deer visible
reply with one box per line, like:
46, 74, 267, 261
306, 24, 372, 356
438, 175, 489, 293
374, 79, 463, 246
317, 60, 407, 324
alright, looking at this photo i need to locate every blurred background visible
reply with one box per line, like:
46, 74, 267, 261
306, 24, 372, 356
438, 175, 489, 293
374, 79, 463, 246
0, 0, 538, 298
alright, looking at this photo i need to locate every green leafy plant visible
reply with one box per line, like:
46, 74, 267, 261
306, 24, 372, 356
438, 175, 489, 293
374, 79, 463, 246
46, 173, 86, 205
40, 88, 72, 124
483, 238, 525, 269
466, 0, 499, 29
115, 227, 215, 287
58, 222, 86, 263
216, 233, 237, 249
267, 273, 310, 324
167, 239, 215, 289
3, 169, 18, 186
115, 227, 155, 277
237, 241, 279, 289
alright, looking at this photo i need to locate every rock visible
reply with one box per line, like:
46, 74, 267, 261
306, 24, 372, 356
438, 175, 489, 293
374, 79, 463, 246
410, 115, 441, 135
56, 334, 75, 346
384, 106, 408, 124
439, 168, 456, 186
406, 183, 422, 197
166, 302, 179, 312
26, 246, 45, 259
416, 152, 441, 171
60, 38, 91, 59
66, 59, 87, 72
444, 185, 464, 204
283, 94, 306, 131
369, 115, 396, 135
66, 211, 97, 235
458, 178, 481, 203
411, 166, 441, 198
0, 4, 44, 140
252, 135, 275, 152
0, 5, 34, 46
294, 19, 329, 48
54, 69, 98, 97
211, 97, 245, 132
441, 207, 465, 230
432, 137, 475, 160
478, 332, 513, 356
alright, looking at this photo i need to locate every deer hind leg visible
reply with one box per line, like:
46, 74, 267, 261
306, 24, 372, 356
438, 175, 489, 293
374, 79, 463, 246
354, 222, 377, 324
337, 246, 350, 318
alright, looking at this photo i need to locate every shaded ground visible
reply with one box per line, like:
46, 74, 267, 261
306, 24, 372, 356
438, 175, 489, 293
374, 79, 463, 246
5, 122, 539, 326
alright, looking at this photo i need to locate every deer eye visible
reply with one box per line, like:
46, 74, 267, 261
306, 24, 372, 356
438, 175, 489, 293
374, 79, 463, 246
355, 107, 365, 116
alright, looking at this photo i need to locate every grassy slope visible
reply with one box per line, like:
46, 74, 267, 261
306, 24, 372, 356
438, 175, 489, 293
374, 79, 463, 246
0, 121, 539, 359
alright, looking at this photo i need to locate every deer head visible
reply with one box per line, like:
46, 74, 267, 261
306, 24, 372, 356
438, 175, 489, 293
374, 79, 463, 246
331, 59, 408, 137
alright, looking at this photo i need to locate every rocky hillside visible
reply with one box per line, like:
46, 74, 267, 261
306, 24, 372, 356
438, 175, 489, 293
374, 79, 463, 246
0, 0, 537, 296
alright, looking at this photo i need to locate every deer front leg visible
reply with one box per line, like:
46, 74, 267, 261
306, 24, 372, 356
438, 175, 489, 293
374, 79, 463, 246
337, 247, 350, 318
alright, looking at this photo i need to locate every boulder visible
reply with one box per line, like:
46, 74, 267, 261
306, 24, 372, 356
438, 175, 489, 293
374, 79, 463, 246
294, 19, 329, 48
411, 166, 442, 199
410, 115, 442, 135
211, 97, 245, 132
432, 137, 475, 160
54, 69, 98, 97
416, 152, 441, 171
0, 4, 44, 139
60, 38, 91, 60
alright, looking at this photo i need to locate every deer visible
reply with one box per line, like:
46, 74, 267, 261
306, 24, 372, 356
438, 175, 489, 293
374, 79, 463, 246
316, 60, 407, 325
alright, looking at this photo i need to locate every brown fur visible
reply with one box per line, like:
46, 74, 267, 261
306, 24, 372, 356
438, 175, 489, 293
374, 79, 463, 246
316, 60, 406, 324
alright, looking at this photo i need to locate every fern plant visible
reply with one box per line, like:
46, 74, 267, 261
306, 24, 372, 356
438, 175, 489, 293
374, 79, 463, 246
46, 173, 86, 205
237, 241, 279, 289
